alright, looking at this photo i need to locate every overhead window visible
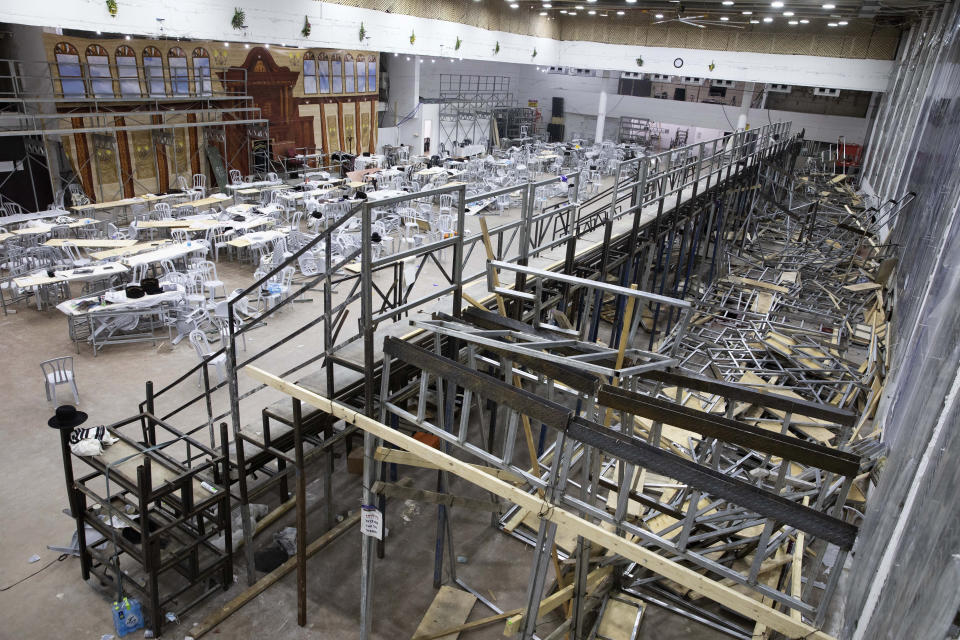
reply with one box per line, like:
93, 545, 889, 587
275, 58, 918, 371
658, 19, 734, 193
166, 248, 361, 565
193, 47, 211, 96
331, 55, 342, 93
168, 47, 188, 96
356, 55, 366, 92
303, 52, 317, 94
344, 54, 355, 93
115, 45, 140, 97
142, 46, 165, 97
367, 59, 377, 93
317, 54, 330, 94
54, 42, 85, 97
85, 45, 113, 97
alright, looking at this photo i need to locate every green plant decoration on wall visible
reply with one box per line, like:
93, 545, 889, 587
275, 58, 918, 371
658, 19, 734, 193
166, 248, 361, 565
708, 60, 716, 72
636, 56, 644, 67
409, 31, 416, 45
358, 22, 366, 42
105, 0, 118, 17
302, 16, 312, 38
455, 36, 462, 51
532, 48, 537, 58
231, 7, 246, 31
493, 41, 500, 55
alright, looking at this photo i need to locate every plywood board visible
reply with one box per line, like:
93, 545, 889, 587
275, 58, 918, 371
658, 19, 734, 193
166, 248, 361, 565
412, 586, 477, 640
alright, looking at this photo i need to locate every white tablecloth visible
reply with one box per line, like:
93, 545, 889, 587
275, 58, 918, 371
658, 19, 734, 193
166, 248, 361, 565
122, 241, 207, 267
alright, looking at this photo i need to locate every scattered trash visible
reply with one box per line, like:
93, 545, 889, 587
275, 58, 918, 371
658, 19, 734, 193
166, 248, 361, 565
274, 527, 298, 556
143, 631, 154, 638
56, 593, 64, 599
27, 555, 40, 564
456, 555, 468, 564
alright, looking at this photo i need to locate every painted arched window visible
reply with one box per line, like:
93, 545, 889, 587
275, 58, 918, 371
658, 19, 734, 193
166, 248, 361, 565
85, 44, 113, 97
115, 45, 140, 97
54, 42, 84, 97
317, 53, 330, 94
367, 56, 377, 93
344, 53, 355, 93
142, 46, 165, 97
302, 52, 317, 94
330, 54, 343, 94
356, 55, 366, 93
193, 47, 211, 96
168, 47, 188, 96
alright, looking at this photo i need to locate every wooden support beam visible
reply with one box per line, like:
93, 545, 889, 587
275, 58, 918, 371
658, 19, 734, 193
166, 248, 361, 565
190, 511, 361, 638
244, 366, 837, 640
375, 447, 524, 484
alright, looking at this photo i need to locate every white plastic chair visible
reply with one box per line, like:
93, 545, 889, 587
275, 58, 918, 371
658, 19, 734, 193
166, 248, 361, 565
41, 356, 80, 405
61, 242, 92, 268
192, 173, 207, 198
188, 330, 226, 386
196, 260, 225, 302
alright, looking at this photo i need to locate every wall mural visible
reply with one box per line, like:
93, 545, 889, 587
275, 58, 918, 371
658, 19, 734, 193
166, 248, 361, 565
41, 32, 380, 199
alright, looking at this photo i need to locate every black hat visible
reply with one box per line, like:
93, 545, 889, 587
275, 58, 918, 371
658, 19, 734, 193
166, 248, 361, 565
141, 277, 162, 296
126, 285, 145, 299
48, 405, 88, 429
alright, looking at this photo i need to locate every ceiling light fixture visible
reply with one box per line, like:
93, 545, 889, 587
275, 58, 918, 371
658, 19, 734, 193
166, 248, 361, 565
588, 9, 597, 14
96, 30, 102, 35
721, 16, 729, 20
626, 0, 637, 3
722, 1, 734, 5
783, 11, 794, 16
540, 10, 548, 14
575, 4, 584, 9
244, 44, 250, 48
822, 3, 835, 7
763, 16, 773, 21
510, 3, 518, 7
568, 11, 577, 15
655, 13, 664, 17
224, 42, 230, 47
264, 43, 270, 48
617, 9, 625, 14
800, 18, 809, 23
742, 10, 752, 13
560, 9, 567, 12
394, 52, 398, 56
827, 21, 838, 25
788, 19, 798, 24
770, 1, 783, 7
543, 2, 552, 6
750, 19, 760, 22
125, 35, 131, 40
838, 20, 848, 24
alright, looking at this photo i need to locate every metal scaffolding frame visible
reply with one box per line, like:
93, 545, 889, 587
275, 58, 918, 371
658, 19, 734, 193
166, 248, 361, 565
79, 122, 842, 638
438, 74, 514, 153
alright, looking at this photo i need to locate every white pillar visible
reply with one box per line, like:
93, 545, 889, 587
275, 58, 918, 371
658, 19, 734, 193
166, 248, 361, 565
412, 56, 423, 154
594, 90, 607, 143
737, 82, 754, 131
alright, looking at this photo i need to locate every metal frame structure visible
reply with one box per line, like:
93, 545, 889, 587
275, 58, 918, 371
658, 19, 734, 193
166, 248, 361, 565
438, 74, 514, 153
76, 122, 829, 637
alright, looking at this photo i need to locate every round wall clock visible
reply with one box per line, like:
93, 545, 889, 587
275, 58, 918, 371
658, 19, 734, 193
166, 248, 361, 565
673, 57, 684, 69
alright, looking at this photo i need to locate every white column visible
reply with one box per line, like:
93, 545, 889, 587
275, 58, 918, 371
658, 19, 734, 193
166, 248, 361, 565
737, 82, 754, 130
412, 55, 422, 154
594, 90, 607, 143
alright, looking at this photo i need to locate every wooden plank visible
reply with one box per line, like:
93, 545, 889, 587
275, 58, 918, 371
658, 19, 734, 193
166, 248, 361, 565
412, 586, 477, 640
191, 512, 361, 638
375, 447, 524, 484
244, 366, 837, 640
842, 282, 881, 293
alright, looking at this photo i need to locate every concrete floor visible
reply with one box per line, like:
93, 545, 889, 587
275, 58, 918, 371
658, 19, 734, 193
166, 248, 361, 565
0, 175, 737, 639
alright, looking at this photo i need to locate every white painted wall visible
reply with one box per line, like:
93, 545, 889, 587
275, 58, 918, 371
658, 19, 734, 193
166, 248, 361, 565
0, 0, 894, 92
